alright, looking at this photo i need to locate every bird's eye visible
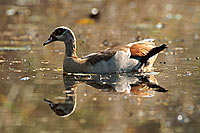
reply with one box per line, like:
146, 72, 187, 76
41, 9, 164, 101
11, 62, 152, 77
58, 30, 61, 34
54, 29, 63, 36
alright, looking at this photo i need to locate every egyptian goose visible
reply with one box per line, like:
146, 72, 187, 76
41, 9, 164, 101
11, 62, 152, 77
43, 26, 167, 74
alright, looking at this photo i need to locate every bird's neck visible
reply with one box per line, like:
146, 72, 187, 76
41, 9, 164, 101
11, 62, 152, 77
63, 39, 77, 58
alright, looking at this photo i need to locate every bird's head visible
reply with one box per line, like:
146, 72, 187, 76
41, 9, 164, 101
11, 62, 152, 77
43, 26, 76, 46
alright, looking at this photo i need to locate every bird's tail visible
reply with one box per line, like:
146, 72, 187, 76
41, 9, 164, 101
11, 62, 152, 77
140, 44, 167, 64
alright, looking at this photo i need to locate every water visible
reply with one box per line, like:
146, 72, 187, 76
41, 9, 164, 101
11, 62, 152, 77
0, 0, 200, 132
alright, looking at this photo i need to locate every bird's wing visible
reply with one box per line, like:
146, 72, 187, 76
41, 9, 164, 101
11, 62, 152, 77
129, 39, 156, 57
82, 50, 116, 65
82, 39, 156, 65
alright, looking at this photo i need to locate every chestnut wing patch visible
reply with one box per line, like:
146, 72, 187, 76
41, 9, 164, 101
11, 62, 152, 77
83, 50, 116, 65
130, 43, 155, 57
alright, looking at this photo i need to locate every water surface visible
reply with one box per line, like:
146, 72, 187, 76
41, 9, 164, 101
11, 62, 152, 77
0, 0, 200, 132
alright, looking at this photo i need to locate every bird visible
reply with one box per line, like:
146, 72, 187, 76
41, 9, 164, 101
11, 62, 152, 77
43, 26, 167, 74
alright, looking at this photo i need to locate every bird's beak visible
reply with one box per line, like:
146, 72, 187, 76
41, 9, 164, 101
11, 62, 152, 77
43, 36, 57, 46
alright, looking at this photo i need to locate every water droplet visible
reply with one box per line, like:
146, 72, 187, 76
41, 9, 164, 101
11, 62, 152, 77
41, 60, 49, 65
91, 8, 99, 15
90, 8, 100, 19
14, 69, 22, 73
168, 40, 173, 44
177, 115, 183, 121
6, 8, 16, 16
20, 77, 30, 81
12, 60, 22, 64
93, 97, 97, 101
108, 97, 112, 101
156, 23, 163, 29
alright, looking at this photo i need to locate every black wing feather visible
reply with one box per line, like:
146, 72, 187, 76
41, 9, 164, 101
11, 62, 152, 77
82, 50, 116, 65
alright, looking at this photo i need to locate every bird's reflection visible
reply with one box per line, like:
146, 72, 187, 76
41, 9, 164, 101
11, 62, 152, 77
44, 80, 77, 117
44, 73, 167, 117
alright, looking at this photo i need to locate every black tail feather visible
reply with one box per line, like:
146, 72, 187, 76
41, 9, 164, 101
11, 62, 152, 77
140, 44, 167, 64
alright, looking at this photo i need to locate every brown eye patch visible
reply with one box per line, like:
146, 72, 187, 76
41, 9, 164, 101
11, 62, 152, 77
53, 28, 66, 36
